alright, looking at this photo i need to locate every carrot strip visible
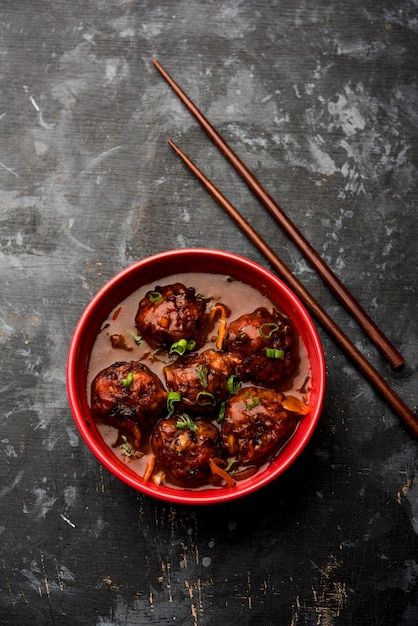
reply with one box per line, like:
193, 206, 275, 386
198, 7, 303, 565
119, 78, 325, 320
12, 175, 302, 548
143, 455, 156, 482
209, 304, 228, 349
151, 471, 166, 486
282, 395, 311, 415
112, 306, 122, 321
216, 316, 227, 349
209, 458, 236, 488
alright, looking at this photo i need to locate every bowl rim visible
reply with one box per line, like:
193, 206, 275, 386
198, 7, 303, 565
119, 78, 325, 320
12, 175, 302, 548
66, 247, 326, 505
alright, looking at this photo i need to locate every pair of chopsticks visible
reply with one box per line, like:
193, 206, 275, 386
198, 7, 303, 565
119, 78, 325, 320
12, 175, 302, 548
152, 59, 418, 439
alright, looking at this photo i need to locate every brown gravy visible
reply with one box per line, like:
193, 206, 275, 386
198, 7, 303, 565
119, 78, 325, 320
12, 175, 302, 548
87, 272, 311, 490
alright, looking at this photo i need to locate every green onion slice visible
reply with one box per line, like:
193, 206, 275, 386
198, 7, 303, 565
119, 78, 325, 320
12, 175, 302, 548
129, 330, 143, 344
196, 391, 216, 406
176, 414, 198, 432
217, 402, 226, 424
243, 392, 260, 409
121, 371, 134, 388
167, 391, 181, 414
225, 458, 239, 472
259, 322, 279, 338
121, 435, 132, 456
147, 291, 163, 303
169, 338, 196, 355
265, 348, 285, 359
196, 364, 209, 388
227, 375, 241, 395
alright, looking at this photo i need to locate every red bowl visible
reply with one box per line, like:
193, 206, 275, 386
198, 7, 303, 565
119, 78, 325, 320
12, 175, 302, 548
66, 248, 326, 505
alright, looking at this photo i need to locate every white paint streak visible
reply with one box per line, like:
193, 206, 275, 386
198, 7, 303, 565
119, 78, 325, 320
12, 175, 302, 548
29, 95, 56, 130
23, 487, 57, 519
307, 137, 337, 176
66, 426, 79, 448
83, 146, 123, 173
0, 469, 25, 498
60, 513, 76, 528
327, 90, 366, 137
63, 485, 77, 508
1, 440, 18, 458
105, 58, 129, 84
29, 95, 40, 111
0, 161, 19, 177
65, 230, 96, 252
0, 317, 15, 343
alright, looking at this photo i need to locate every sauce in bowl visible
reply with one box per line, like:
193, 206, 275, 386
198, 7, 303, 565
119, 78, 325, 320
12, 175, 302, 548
87, 272, 311, 491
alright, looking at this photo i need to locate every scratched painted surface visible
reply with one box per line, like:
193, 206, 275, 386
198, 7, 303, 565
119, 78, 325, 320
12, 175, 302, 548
0, 0, 417, 624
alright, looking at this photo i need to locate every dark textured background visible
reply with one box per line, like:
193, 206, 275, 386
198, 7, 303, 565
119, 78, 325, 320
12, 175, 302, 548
0, 1, 417, 624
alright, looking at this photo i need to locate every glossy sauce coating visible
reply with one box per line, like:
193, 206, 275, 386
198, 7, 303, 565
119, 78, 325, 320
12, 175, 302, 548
135, 282, 207, 350
163, 349, 236, 414
221, 386, 296, 465
222, 307, 298, 387
151, 417, 222, 484
91, 361, 167, 445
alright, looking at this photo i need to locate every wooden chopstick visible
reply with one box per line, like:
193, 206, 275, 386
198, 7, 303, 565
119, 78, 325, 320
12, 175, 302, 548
153, 58, 405, 371
167, 139, 418, 439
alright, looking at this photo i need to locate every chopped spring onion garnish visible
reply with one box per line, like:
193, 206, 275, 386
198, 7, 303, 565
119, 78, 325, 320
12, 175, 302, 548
196, 364, 209, 387
121, 371, 134, 388
167, 391, 181, 414
243, 392, 260, 409
121, 435, 132, 456
227, 374, 241, 395
265, 348, 285, 359
176, 414, 198, 432
129, 330, 143, 344
225, 458, 239, 472
147, 291, 163, 303
196, 391, 216, 406
169, 338, 196, 355
259, 322, 279, 338
217, 401, 226, 423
